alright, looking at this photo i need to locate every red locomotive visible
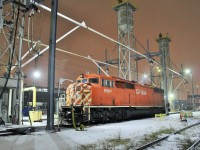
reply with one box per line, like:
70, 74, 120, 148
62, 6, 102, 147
61, 73, 165, 125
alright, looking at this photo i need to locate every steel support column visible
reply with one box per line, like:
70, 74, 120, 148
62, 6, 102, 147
47, 0, 58, 131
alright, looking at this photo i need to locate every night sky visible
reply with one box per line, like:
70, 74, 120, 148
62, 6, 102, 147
3, 0, 199, 99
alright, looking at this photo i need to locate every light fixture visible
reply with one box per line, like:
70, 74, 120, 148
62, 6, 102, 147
184, 69, 191, 74
33, 70, 40, 78
57, 77, 73, 115
143, 74, 147, 78
156, 67, 161, 73
169, 93, 174, 99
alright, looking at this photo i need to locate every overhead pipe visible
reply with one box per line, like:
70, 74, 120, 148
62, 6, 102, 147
33, 2, 184, 80
22, 38, 118, 69
88, 55, 109, 77
21, 24, 82, 68
173, 79, 184, 93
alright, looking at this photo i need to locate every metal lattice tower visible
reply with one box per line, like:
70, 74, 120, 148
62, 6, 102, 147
156, 34, 173, 91
0, 0, 37, 125
156, 33, 173, 113
113, 1, 137, 81
0, 1, 16, 76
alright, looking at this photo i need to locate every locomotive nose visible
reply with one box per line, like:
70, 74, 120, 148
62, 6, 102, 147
66, 83, 92, 107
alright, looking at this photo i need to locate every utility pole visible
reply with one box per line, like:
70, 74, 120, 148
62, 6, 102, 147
184, 69, 195, 110
191, 74, 195, 109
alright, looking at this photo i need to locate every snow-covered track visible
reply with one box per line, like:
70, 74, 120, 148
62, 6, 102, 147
187, 138, 200, 150
135, 121, 200, 150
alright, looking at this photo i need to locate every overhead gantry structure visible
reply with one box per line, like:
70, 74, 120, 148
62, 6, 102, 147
0, 0, 189, 127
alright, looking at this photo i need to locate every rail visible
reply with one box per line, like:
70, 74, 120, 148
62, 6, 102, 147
135, 121, 200, 150
187, 138, 200, 150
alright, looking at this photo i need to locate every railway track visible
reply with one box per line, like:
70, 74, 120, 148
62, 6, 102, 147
135, 121, 200, 150
187, 138, 200, 150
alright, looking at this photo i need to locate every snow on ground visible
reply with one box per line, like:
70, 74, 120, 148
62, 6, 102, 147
0, 111, 200, 150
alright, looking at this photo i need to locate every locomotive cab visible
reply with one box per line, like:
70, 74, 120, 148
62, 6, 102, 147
76, 74, 99, 85
61, 74, 100, 125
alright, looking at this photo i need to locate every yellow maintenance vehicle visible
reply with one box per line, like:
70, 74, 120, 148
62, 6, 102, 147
23, 87, 42, 123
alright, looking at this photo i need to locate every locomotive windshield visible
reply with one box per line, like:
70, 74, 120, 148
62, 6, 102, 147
89, 78, 99, 84
76, 78, 99, 84
82, 79, 88, 83
76, 79, 87, 83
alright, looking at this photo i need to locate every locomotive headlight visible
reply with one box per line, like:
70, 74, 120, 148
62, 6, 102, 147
83, 89, 90, 93
83, 84, 87, 88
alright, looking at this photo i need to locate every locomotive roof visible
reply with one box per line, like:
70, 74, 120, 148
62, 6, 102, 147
77, 73, 154, 88
77, 73, 132, 82
76, 74, 160, 89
